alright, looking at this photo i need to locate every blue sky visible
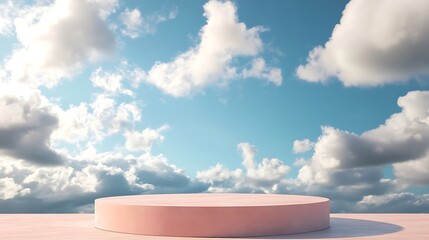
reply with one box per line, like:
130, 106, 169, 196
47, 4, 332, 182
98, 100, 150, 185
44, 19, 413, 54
0, 0, 429, 213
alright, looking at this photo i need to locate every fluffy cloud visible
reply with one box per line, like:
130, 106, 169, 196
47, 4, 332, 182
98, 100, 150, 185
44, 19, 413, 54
0, 177, 30, 200
119, 8, 142, 38
0, 151, 207, 213
120, 7, 177, 38
357, 192, 429, 212
53, 94, 141, 144
89, 0, 119, 19
309, 91, 429, 170
197, 142, 290, 193
197, 141, 397, 211
0, 87, 65, 165
195, 142, 398, 212
91, 67, 133, 96
290, 90, 429, 210
238, 143, 290, 183
124, 125, 169, 152
297, 0, 429, 86
145, 0, 282, 97
242, 58, 282, 86
90, 61, 146, 96
198, 103, 429, 212
293, 139, 314, 153
393, 156, 429, 186
2, 0, 116, 87
296, 165, 397, 204
0, 0, 16, 36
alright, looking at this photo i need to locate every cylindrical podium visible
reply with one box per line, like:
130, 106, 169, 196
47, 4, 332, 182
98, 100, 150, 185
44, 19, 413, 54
95, 194, 329, 237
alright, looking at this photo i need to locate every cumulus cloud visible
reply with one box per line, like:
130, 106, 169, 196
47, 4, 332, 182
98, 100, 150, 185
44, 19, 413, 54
296, 165, 397, 204
242, 58, 282, 86
357, 192, 429, 212
119, 7, 177, 38
90, 61, 146, 96
296, 0, 429, 86
309, 91, 429, 170
0, 177, 30, 200
0, 151, 207, 213
119, 8, 142, 38
2, 0, 116, 87
53, 94, 141, 144
145, 0, 282, 97
0, 0, 17, 36
238, 143, 290, 183
289, 90, 429, 210
197, 142, 397, 210
0, 87, 65, 165
88, 0, 119, 19
393, 156, 429, 186
124, 125, 169, 152
195, 142, 397, 212
293, 139, 314, 153
197, 142, 290, 193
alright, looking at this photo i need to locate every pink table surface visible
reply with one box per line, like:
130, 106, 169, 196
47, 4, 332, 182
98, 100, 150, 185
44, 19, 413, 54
1, 214, 428, 239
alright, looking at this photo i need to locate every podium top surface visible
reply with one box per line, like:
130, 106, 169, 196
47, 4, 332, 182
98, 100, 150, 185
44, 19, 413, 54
95, 194, 329, 207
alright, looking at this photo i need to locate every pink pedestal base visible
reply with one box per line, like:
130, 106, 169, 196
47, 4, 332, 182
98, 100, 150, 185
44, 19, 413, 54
95, 194, 330, 237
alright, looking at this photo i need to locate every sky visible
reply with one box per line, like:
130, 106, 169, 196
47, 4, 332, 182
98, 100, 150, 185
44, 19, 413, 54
0, 0, 429, 213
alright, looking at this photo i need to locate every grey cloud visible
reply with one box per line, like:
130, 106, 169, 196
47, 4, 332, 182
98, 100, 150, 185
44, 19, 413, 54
0, 153, 208, 213
0, 96, 64, 165
136, 170, 193, 189
313, 126, 429, 169
300, 168, 397, 203
357, 192, 429, 213
310, 91, 429, 169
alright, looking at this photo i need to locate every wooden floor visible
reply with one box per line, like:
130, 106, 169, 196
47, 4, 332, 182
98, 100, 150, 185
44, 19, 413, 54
1, 214, 428, 239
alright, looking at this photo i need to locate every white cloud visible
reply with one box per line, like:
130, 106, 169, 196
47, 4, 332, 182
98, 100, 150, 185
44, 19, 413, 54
145, 0, 281, 97
197, 142, 396, 206
290, 91, 429, 194
0, 149, 207, 212
88, 0, 119, 19
52, 94, 141, 145
293, 158, 308, 167
243, 58, 282, 86
196, 163, 243, 189
51, 103, 91, 144
297, 0, 429, 86
90, 61, 146, 96
91, 67, 129, 95
309, 93, 429, 169
0, 0, 16, 36
293, 139, 314, 153
2, 0, 116, 87
393, 156, 429, 186
120, 7, 177, 38
119, 8, 142, 38
124, 125, 169, 152
238, 143, 290, 182
357, 192, 429, 212
0, 177, 30, 200
197, 142, 290, 193
288, 90, 429, 210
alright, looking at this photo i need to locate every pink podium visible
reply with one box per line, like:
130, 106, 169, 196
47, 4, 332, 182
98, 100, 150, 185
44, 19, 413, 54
95, 194, 330, 237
